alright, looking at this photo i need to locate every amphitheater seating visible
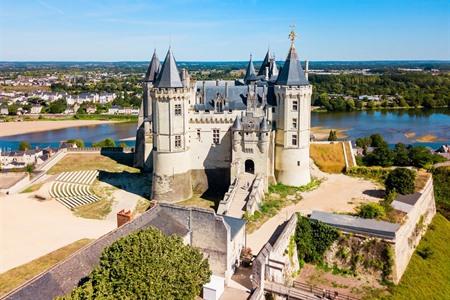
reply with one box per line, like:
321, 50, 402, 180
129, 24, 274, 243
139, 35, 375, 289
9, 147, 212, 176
50, 170, 100, 209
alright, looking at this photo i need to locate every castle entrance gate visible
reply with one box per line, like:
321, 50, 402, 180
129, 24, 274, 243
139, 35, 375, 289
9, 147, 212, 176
245, 159, 255, 174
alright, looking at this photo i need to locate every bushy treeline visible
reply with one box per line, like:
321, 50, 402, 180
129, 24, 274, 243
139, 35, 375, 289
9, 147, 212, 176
295, 215, 339, 265
356, 134, 445, 168
311, 72, 450, 111
432, 167, 450, 220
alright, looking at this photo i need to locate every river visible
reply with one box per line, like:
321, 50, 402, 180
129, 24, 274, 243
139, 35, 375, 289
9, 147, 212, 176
0, 108, 448, 150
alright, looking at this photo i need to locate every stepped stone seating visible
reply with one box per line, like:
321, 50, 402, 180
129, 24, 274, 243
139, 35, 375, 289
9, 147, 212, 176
50, 170, 100, 209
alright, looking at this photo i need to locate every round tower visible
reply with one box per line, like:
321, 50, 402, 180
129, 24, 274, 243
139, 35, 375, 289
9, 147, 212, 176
274, 31, 312, 186
151, 48, 192, 202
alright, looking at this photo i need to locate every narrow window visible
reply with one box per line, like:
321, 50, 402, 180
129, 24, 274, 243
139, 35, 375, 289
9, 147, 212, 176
292, 118, 297, 129
213, 129, 220, 144
197, 129, 201, 140
292, 100, 298, 111
292, 134, 297, 146
174, 104, 182, 116
175, 135, 181, 148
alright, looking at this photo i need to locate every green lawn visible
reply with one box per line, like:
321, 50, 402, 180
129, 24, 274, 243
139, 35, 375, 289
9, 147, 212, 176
388, 213, 450, 300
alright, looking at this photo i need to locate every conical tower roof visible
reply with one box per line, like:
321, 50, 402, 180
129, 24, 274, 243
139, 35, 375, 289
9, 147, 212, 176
232, 116, 242, 130
144, 50, 161, 82
155, 48, 183, 88
257, 50, 271, 76
244, 54, 258, 83
260, 116, 269, 131
276, 43, 309, 86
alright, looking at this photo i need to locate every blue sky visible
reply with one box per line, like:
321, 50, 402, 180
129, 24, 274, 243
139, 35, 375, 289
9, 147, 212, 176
0, 0, 449, 61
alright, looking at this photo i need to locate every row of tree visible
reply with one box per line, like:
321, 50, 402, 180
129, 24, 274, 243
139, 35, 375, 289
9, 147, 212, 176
311, 72, 450, 111
356, 134, 446, 168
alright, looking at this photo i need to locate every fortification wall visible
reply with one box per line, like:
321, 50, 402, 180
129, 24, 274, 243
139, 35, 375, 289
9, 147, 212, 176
393, 177, 436, 283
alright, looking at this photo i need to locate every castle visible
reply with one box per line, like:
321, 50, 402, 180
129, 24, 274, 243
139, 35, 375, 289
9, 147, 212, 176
134, 31, 312, 203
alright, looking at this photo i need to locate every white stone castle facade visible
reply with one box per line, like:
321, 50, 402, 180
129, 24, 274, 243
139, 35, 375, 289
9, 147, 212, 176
135, 32, 312, 202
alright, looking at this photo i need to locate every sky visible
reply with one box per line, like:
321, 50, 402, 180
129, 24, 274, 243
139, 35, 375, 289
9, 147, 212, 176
0, 0, 449, 61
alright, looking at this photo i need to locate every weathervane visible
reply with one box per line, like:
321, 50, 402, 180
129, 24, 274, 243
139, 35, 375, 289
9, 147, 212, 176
289, 24, 297, 45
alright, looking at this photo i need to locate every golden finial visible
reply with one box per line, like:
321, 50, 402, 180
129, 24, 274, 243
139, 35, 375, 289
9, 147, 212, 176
289, 24, 296, 44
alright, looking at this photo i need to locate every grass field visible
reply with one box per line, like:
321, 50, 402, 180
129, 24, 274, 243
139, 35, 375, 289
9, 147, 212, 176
0, 239, 92, 298
48, 153, 139, 174
387, 214, 450, 300
73, 180, 115, 219
20, 182, 43, 193
310, 143, 346, 173
178, 194, 217, 210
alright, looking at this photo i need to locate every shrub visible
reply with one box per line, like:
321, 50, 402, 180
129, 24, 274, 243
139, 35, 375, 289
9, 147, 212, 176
18, 141, 30, 151
385, 168, 416, 195
328, 130, 338, 141
432, 167, 450, 220
58, 228, 211, 300
66, 139, 84, 148
417, 246, 433, 259
294, 215, 339, 264
357, 203, 386, 219
92, 138, 116, 148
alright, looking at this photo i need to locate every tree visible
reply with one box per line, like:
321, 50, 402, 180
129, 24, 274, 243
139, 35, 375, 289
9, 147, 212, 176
393, 143, 410, 166
364, 145, 394, 167
370, 133, 387, 148
328, 130, 338, 141
19, 141, 31, 151
385, 168, 416, 195
47, 99, 67, 114
356, 136, 371, 150
66, 139, 84, 148
59, 228, 211, 300
92, 138, 116, 148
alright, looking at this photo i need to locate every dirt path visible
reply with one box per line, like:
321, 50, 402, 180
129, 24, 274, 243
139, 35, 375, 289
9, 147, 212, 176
247, 171, 381, 253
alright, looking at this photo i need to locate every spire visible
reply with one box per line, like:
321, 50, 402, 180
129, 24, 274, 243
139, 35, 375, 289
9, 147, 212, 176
244, 54, 257, 83
257, 49, 271, 76
155, 48, 183, 88
260, 116, 269, 131
276, 28, 309, 86
144, 49, 161, 82
232, 116, 242, 130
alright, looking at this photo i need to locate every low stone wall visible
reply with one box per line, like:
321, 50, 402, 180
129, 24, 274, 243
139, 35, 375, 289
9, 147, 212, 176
251, 214, 299, 299
392, 176, 436, 283
246, 175, 265, 215
217, 177, 240, 215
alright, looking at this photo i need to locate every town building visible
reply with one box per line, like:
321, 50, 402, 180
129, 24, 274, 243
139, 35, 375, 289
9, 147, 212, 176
135, 30, 312, 203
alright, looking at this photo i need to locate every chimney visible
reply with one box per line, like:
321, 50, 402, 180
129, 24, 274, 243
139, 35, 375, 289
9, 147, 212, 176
265, 66, 269, 81
117, 209, 132, 227
216, 79, 220, 86
305, 60, 309, 80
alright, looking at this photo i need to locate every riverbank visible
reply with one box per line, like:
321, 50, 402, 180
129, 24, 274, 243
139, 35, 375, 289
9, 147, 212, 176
0, 120, 120, 138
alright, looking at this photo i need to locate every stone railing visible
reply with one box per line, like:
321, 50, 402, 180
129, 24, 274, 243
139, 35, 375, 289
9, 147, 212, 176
217, 177, 240, 215
246, 175, 265, 215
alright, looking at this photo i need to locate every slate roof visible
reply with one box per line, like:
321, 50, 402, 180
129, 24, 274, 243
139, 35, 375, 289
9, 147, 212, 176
222, 215, 245, 240
243, 55, 258, 83
2, 205, 189, 300
258, 50, 271, 76
194, 85, 268, 111
276, 44, 309, 86
144, 50, 161, 82
395, 192, 422, 206
310, 211, 400, 240
154, 48, 183, 88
